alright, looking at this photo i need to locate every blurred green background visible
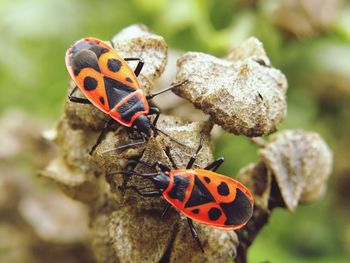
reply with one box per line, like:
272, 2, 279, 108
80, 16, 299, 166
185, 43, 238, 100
1, 0, 349, 262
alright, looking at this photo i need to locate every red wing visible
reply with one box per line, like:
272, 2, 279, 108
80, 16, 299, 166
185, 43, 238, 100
65, 38, 110, 112
195, 170, 254, 204
98, 50, 141, 90
72, 67, 110, 113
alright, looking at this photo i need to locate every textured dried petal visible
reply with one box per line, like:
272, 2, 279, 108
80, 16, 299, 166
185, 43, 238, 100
41, 118, 101, 202
170, 219, 238, 263
174, 39, 287, 137
260, 130, 333, 210
111, 24, 168, 92
226, 37, 270, 66
42, 158, 100, 203
237, 161, 272, 211
108, 207, 177, 263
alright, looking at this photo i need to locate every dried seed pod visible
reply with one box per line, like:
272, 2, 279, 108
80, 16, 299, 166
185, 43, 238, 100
41, 118, 101, 202
174, 38, 287, 137
226, 37, 270, 66
237, 161, 272, 212
260, 130, 333, 210
107, 207, 178, 263
111, 24, 168, 91
170, 219, 238, 263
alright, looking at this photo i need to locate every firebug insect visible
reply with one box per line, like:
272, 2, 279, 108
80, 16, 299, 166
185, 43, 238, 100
123, 135, 254, 251
65, 37, 186, 154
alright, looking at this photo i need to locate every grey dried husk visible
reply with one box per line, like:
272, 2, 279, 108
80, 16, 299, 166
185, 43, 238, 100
238, 130, 333, 212
260, 130, 333, 211
174, 37, 288, 137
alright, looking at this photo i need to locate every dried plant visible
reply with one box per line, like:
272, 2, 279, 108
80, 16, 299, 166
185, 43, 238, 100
43, 24, 332, 263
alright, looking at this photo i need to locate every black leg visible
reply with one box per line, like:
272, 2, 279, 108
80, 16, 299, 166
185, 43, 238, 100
161, 203, 171, 218
187, 218, 204, 252
186, 133, 205, 169
90, 118, 114, 155
124, 57, 144, 77
101, 133, 146, 154
133, 158, 171, 173
204, 157, 224, 172
148, 107, 160, 127
120, 159, 140, 190
116, 136, 146, 151
126, 186, 162, 197
68, 86, 91, 104
146, 80, 189, 100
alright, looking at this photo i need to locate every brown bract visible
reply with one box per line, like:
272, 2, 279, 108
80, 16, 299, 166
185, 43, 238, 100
237, 161, 272, 212
174, 37, 287, 137
260, 130, 333, 210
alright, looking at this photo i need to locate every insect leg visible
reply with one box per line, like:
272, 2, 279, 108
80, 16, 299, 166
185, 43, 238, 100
125, 185, 162, 197
90, 118, 114, 155
124, 57, 144, 77
146, 80, 189, 100
186, 133, 205, 169
68, 86, 91, 104
148, 107, 160, 127
187, 218, 204, 252
101, 132, 146, 154
131, 158, 171, 172
116, 136, 146, 151
204, 157, 224, 172
160, 203, 171, 218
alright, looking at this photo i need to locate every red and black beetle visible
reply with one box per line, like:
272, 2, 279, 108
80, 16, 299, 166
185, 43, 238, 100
123, 135, 254, 251
65, 37, 186, 154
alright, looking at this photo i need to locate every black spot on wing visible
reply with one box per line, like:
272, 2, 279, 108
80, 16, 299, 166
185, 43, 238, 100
191, 208, 200, 214
99, 97, 105, 105
125, 77, 133, 83
208, 207, 222, 221
220, 188, 253, 226
83, 76, 98, 91
107, 58, 122, 72
184, 175, 215, 208
89, 45, 109, 58
168, 174, 190, 202
116, 95, 145, 122
104, 77, 135, 108
72, 49, 100, 76
217, 182, 230, 196
203, 176, 210, 183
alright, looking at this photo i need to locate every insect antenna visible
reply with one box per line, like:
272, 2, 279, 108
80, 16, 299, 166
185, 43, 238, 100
107, 170, 158, 180
151, 125, 188, 148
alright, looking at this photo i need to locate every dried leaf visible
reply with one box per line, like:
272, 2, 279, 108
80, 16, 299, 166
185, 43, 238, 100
260, 130, 333, 210
174, 38, 287, 137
